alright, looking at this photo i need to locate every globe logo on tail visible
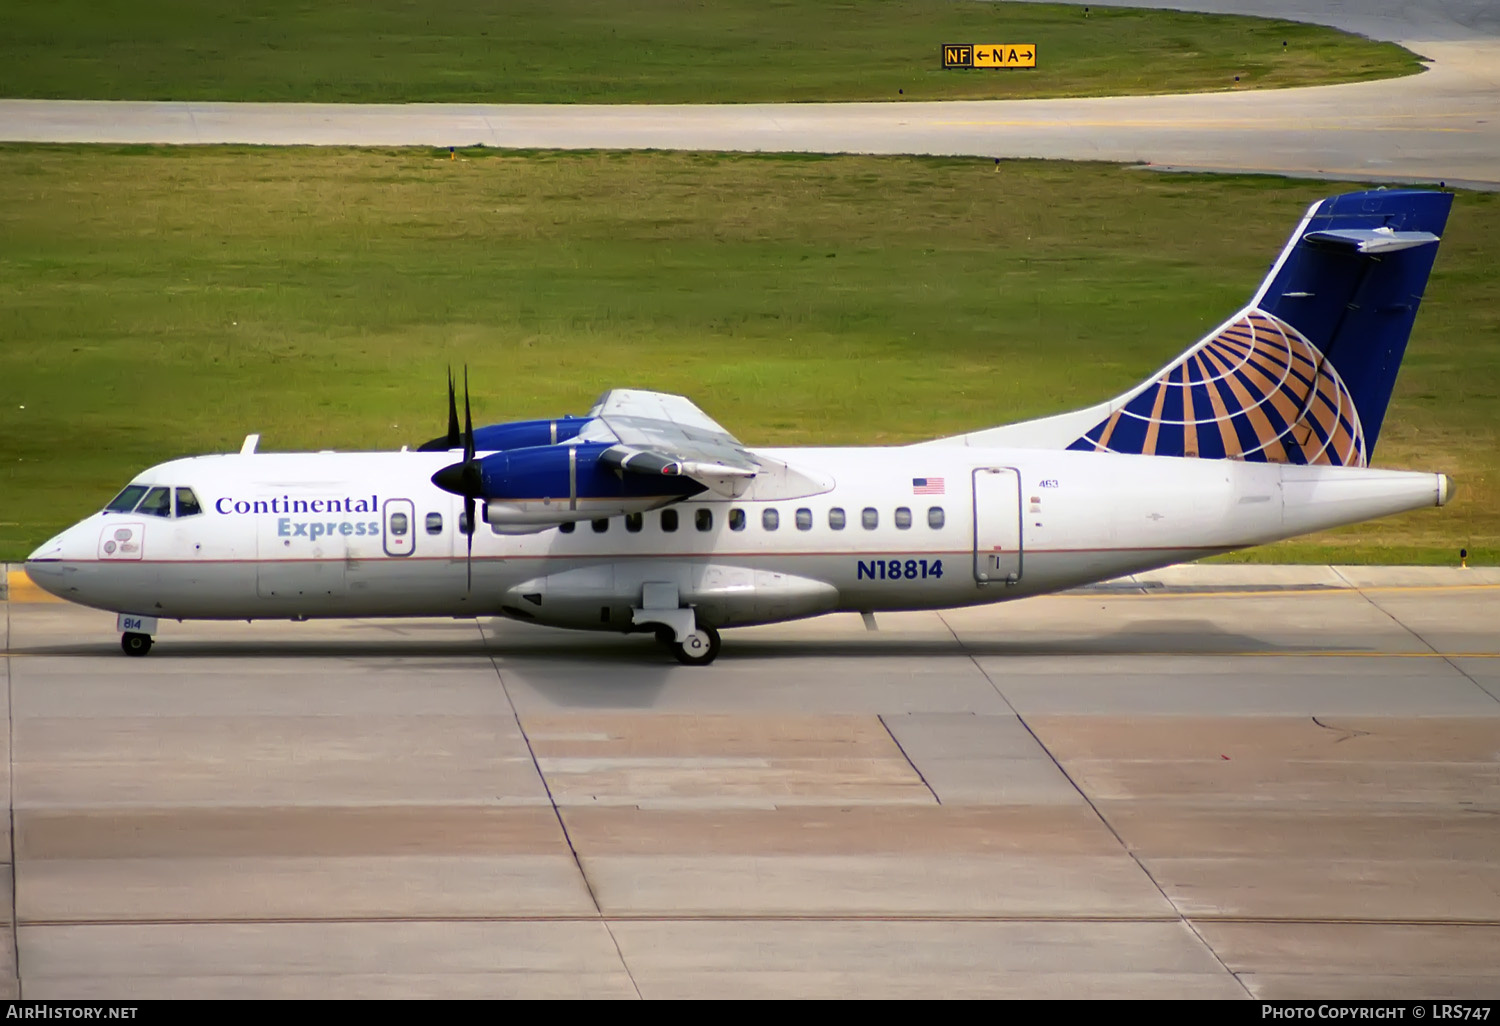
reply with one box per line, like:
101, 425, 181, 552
1067, 309, 1366, 467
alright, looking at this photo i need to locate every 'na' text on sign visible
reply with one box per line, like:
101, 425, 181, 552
942, 44, 1037, 69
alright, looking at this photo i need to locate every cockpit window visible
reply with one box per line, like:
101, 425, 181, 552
176, 488, 203, 517
137, 487, 173, 518
105, 485, 148, 513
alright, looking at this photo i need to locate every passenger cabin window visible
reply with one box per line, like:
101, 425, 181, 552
928, 506, 946, 529
828, 507, 846, 530
862, 507, 878, 530
559, 521, 576, 534
894, 507, 912, 530
795, 508, 812, 531
762, 508, 780, 531
137, 487, 172, 518
696, 509, 713, 532
105, 485, 148, 513
592, 518, 609, 533
175, 488, 203, 518
425, 512, 443, 535
625, 513, 643, 533
390, 512, 410, 536
458, 511, 472, 536
661, 509, 679, 532
729, 509, 746, 531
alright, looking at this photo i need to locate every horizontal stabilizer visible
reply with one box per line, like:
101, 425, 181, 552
1302, 228, 1440, 254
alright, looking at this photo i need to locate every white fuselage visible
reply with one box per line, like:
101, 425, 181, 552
25, 445, 1449, 632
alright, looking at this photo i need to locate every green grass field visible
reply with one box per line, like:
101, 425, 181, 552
0, 1, 1420, 104
1, 146, 1494, 563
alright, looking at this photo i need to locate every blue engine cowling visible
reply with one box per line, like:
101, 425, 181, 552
471, 416, 593, 452
476, 442, 703, 532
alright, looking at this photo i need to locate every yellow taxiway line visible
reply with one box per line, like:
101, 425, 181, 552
4, 569, 61, 604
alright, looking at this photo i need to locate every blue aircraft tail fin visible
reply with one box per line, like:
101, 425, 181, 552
1065, 189, 1452, 466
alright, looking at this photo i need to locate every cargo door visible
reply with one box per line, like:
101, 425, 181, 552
256, 497, 348, 600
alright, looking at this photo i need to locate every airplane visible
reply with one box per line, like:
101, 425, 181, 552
25, 188, 1455, 665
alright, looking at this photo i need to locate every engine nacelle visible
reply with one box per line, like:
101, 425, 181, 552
472, 416, 593, 452
482, 494, 682, 533
498, 562, 840, 631
470, 441, 704, 532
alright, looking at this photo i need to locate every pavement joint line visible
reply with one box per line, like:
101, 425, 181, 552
935, 610, 1018, 716
4, 649, 1500, 659
948, 603, 1259, 996
940, 609, 1252, 995
876, 714, 941, 807
1064, 583, 1500, 598
1352, 586, 1500, 709
12, 915, 1500, 926
481, 618, 643, 1000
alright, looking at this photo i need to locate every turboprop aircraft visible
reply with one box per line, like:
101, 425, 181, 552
26, 188, 1455, 665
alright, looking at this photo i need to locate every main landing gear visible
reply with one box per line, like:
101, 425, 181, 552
657, 624, 721, 666
121, 631, 154, 657
634, 585, 721, 665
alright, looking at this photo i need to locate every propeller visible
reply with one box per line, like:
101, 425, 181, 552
431, 367, 481, 589
417, 367, 462, 452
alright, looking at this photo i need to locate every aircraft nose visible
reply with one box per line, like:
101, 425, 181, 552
23, 518, 97, 602
26, 531, 68, 563
23, 534, 71, 601
27, 514, 108, 564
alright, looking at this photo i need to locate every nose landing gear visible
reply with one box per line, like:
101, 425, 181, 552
116, 613, 158, 657
121, 631, 154, 657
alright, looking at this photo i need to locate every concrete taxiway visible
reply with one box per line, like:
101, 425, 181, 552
1, 1, 1496, 187
3, 566, 1498, 998
2, 0, 1497, 1000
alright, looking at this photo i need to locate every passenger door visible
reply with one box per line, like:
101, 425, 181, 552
972, 467, 1022, 584
382, 498, 416, 557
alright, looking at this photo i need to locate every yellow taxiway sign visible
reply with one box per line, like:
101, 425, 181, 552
942, 44, 1037, 69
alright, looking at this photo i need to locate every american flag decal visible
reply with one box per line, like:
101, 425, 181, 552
913, 477, 945, 495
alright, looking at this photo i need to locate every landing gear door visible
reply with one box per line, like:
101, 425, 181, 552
972, 467, 1022, 585
383, 498, 416, 557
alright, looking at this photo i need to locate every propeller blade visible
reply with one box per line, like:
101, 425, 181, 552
446, 367, 460, 446
463, 365, 474, 465
465, 496, 475, 591
417, 366, 464, 451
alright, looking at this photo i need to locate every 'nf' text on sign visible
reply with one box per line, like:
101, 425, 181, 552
942, 44, 1037, 69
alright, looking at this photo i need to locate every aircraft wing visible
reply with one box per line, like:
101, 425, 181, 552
577, 389, 762, 495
